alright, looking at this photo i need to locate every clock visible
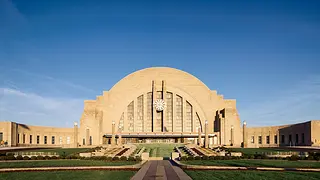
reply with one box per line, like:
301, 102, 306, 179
154, 99, 165, 111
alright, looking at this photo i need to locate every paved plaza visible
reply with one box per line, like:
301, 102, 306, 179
131, 160, 192, 180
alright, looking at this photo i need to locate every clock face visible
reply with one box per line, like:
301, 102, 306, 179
154, 99, 165, 111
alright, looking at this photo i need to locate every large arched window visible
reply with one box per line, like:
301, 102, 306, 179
118, 92, 202, 133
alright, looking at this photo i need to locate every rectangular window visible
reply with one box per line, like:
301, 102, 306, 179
0, 132, 3, 142
18, 134, 20, 143
44, 136, 47, 144
258, 136, 262, 144
83, 138, 85, 145
23, 134, 26, 144
295, 134, 299, 144
30, 135, 32, 144
37, 136, 40, 144
302, 133, 305, 144
52, 136, 55, 144
59, 137, 62, 145
90, 136, 92, 145
289, 135, 292, 144
250, 136, 255, 143
281, 135, 285, 144
274, 135, 278, 144
67, 137, 70, 144
266, 136, 270, 144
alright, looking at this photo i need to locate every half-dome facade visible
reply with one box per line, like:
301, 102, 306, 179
79, 67, 242, 146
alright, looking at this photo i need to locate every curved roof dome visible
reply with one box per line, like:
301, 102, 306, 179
109, 66, 211, 93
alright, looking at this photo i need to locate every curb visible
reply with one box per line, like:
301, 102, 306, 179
173, 160, 320, 172
0, 161, 147, 173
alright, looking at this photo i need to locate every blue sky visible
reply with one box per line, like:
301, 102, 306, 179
1, 0, 319, 127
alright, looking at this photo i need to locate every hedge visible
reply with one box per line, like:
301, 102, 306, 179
0, 154, 141, 161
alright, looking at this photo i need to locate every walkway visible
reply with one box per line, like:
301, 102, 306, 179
131, 160, 192, 180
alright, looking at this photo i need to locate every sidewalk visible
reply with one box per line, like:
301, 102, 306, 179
131, 160, 192, 180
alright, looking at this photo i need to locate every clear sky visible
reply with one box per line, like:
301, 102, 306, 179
1, 0, 319, 128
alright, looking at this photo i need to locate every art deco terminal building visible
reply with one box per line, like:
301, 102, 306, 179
1, 67, 319, 148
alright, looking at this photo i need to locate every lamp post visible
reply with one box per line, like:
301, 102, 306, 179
243, 121, 247, 148
231, 125, 234, 146
111, 121, 116, 146
204, 120, 209, 148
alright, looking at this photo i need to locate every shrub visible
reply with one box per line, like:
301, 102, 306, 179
51, 156, 58, 160
202, 156, 209, 160
112, 157, 119, 161
254, 154, 262, 159
241, 154, 248, 159
180, 156, 187, 161
6, 153, 14, 156
37, 156, 44, 160
230, 156, 237, 160
223, 156, 231, 160
6, 155, 16, 160
194, 156, 201, 160
23, 156, 30, 160
16, 155, 23, 160
101, 156, 108, 161
289, 155, 300, 161
135, 156, 142, 161
66, 155, 79, 160
31, 156, 37, 160
187, 156, 194, 161
209, 156, 215, 160
0, 156, 6, 160
90, 156, 98, 160
120, 156, 127, 161
288, 156, 299, 161
44, 156, 50, 160
107, 156, 113, 161
128, 156, 136, 161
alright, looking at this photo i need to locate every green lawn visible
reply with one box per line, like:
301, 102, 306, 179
182, 159, 320, 168
0, 170, 136, 180
0, 160, 137, 168
136, 143, 183, 157
228, 148, 298, 155
20, 148, 90, 156
185, 170, 320, 180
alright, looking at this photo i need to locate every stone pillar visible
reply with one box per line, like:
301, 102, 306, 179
220, 116, 225, 145
86, 128, 90, 146
204, 120, 209, 148
118, 126, 122, 146
74, 122, 78, 148
162, 80, 166, 132
134, 99, 137, 132
243, 121, 247, 148
172, 93, 176, 132
111, 121, 116, 146
152, 80, 156, 132
198, 126, 202, 146
143, 93, 148, 132
231, 125, 234, 146
182, 98, 186, 132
